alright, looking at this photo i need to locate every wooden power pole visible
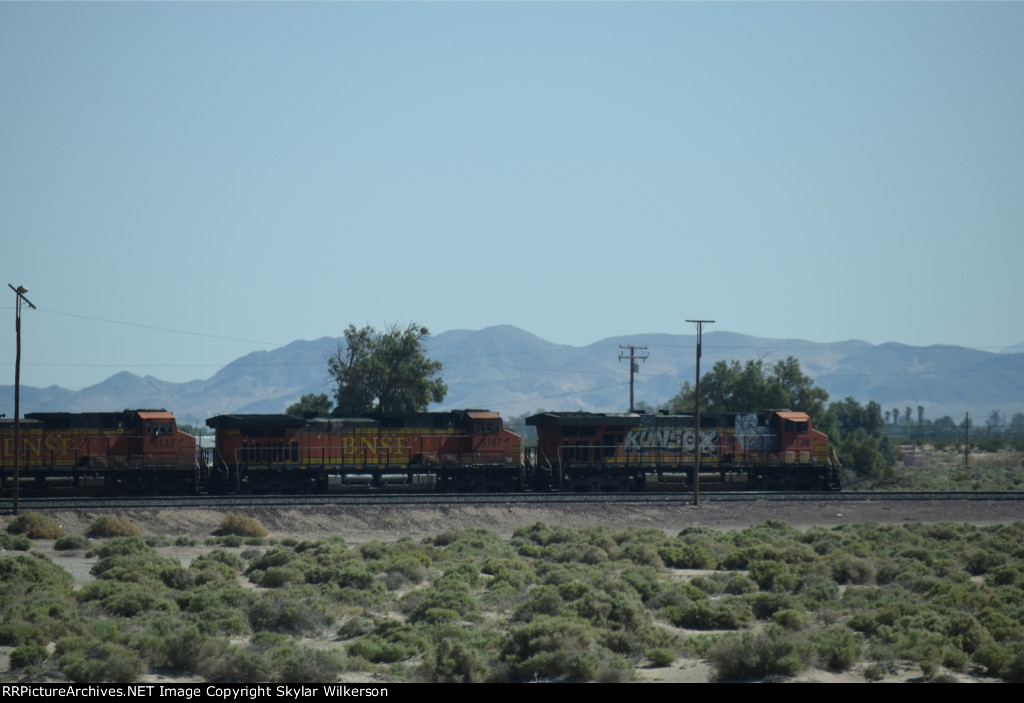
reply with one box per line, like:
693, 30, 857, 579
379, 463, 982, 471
686, 320, 713, 506
619, 345, 648, 412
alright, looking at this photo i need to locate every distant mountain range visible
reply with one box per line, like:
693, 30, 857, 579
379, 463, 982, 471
4, 326, 1023, 427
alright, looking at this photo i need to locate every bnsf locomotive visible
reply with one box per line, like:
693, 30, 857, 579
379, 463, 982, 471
204, 410, 521, 493
1, 407, 840, 495
0, 410, 198, 494
527, 409, 840, 491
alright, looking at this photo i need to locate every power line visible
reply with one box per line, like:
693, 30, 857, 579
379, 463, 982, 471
26, 307, 287, 347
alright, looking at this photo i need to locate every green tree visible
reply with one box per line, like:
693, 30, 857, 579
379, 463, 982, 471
823, 398, 892, 481
827, 397, 884, 438
328, 323, 447, 416
286, 393, 333, 418
986, 409, 1003, 429
669, 357, 827, 424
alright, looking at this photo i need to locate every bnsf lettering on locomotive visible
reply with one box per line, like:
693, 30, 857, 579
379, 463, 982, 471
340, 436, 409, 456
2, 437, 76, 458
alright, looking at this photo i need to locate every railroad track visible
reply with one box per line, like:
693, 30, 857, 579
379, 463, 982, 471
5, 490, 1023, 513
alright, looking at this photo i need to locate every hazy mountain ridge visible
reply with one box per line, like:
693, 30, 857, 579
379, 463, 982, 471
3, 327, 1022, 426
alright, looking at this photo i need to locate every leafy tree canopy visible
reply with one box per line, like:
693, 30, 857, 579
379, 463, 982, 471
286, 393, 334, 418
669, 357, 828, 423
328, 323, 447, 416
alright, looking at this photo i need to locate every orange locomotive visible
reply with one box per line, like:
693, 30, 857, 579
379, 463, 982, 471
204, 409, 522, 492
1, 407, 841, 495
526, 409, 840, 491
0, 410, 197, 494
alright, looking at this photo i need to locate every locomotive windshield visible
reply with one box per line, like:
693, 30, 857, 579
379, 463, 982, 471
147, 420, 175, 435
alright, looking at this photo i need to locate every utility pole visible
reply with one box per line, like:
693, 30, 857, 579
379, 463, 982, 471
8, 284, 36, 516
964, 412, 970, 468
618, 345, 648, 413
685, 319, 713, 506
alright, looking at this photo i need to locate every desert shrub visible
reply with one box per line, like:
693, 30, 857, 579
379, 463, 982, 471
8, 535, 32, 551
86, 515, 141, 538
255, 566, 304, 588
501, 616, 608, 681
773, 609, 808, 631
190, 551, 244, 586
986, 566, 1019, 586
435, 562, 482, 589
611, 540, 663, 567
809, 626, 862, 671
863, 663, 885, 681
748, 559, 797, 592
90, 536, 152, 558
336, 562, 380, 590
646, 648, 676, 667
382, 554, 429, 587
7, 512, 64, 539
1000, 650, 1024, 682
91, 550, 180, 584
0, 621, 48, 647
219, 513, 268, 538
514, 585, 565, 622
945, 612, 991, 654
57, 638, 145, 683
419, 636, 491, 683
404, 584, 480, 624
571, 587, 649, 636
77, 579, 172, 617
198, 643, 268, 682
9, 644, 50, 668
661, 600, 753, 630
246, 546, 298, 570
724, 574, 758, 595
846, 611, 876, 634
0, 553, 74, 592
271, 644, 344, 683
337, 616, 374, 639
707, 624, 804, 680
796, 575, 840, 606
54, 536, 91, 551
347, 620, 428, 663
658, 543, 715, 569
248, 595, 332, 636
689, 573, 730, 595
964, 549, 1007, 576
829, 554, 877, 585
746, 592, 799, 620
133, 617, 210, 671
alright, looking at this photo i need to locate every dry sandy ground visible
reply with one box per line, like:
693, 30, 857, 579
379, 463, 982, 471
27, 496, 1024, 542
5, 498, 1020, 684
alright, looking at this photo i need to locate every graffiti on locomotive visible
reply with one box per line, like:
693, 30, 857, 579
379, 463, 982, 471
622, 428, 720, 456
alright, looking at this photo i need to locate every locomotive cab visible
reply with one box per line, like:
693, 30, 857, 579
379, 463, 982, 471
766, 410, 839, 490
466, 410, 520, 466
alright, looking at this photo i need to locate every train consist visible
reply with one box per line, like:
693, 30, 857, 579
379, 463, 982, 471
0, 407, 840, 495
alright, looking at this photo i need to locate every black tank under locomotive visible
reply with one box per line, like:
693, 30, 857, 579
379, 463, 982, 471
1, 407, 840, 495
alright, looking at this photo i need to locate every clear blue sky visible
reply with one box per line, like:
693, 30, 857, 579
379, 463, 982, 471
2, 2, 1022, 390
